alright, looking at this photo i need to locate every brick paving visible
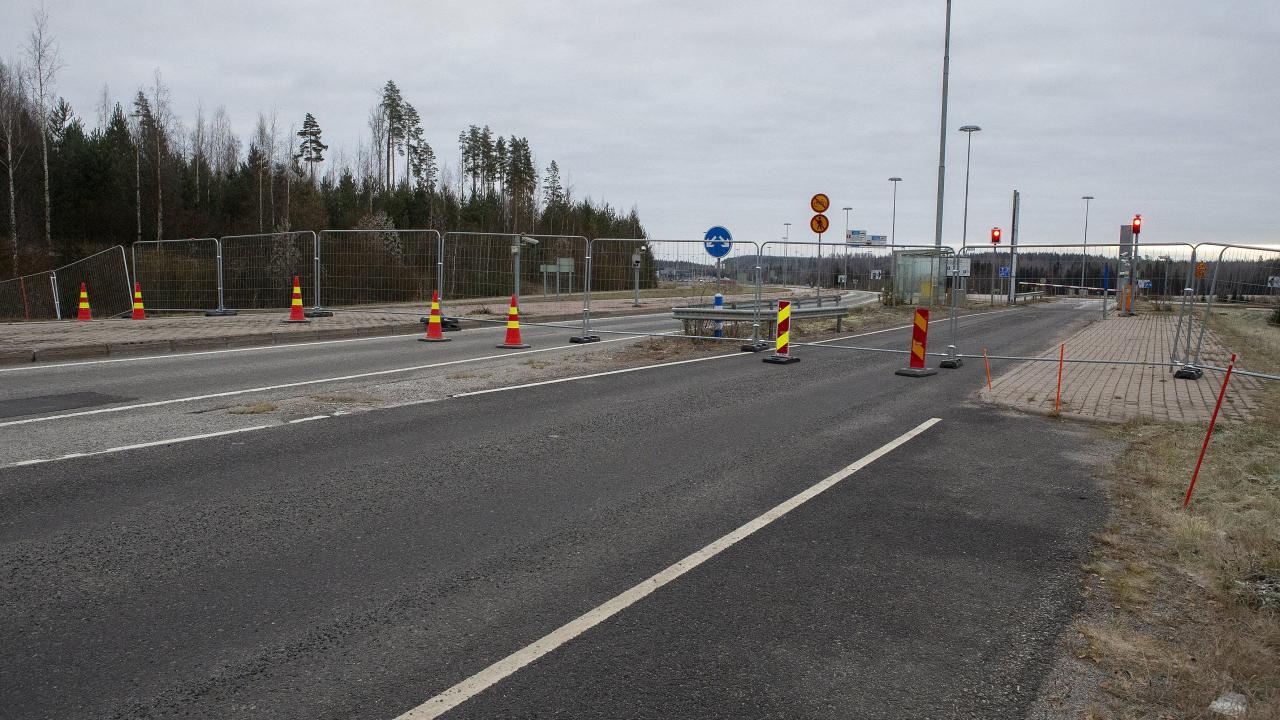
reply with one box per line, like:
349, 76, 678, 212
979, 311, 1260, 423
0, 289, 788, 364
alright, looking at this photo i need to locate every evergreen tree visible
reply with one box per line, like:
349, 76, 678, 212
295, 112, 327, 182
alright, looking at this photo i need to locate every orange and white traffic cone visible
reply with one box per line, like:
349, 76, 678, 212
76, 282, 91, 321
419, 289, 450, 343
496, 295, 530, 349
131, 282, 146, 320
283, 275, 309, 323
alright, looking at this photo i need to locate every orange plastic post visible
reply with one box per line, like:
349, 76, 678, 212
983, 347, 992, 390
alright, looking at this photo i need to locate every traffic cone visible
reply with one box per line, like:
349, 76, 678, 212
283, 276, 309, 323
131, 282, 146, 320
418, 290, 450, 343
76, 282, 91, 321
496, 295, 530, 349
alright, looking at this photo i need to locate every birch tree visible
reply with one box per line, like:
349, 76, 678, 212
24, 7, 61, 250
0, 59, 30, 270
148, 70, 174, 240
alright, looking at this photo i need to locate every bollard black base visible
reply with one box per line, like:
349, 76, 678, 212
204, 309, 237, 317
895, 367, 937, 377
762, 355, 800, 364
304, 309, 333, 318
939, 358, 963, 369
1174, 365, 1204, 380
740, 341, 770, 353
570, 335, 601, 343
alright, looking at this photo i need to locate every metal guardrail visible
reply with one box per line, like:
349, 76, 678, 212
672, 304, 849, 322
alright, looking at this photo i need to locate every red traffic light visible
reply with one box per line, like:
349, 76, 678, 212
1132, 214, 1142, 235
990, 227, 1002, 244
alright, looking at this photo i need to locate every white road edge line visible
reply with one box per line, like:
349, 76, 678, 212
1, 424, 273, 469
393, 417, 943, 720
0, 312, 676, 374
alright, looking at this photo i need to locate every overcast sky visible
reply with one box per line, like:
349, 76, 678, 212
2, 0, 1278, 249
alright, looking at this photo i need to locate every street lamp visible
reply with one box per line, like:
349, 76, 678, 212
889, 177, 902, 245
842, 206, 852, 291
958, 125, 981, 247
783, 222, 791, 286
1081, 195, 1094, 290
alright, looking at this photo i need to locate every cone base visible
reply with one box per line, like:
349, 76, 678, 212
895, 366, 937, 377
740, 341, 770, 353
762, 355, 800, 364
497, 343, 531, 349
419, 337, 451, 343
282, 318, 311, 324
939, 358, 963, 369
1174, 365, 1204, 380
305, 309, 334, 318
569, 335, 600, 344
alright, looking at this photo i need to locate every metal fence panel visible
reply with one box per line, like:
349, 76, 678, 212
318, 229, 441, 308
0, 271, 58, 321
132, 238, 221, 312
219, 232, 318, 311
440, 232, 589, 308
52, 246, 133, 319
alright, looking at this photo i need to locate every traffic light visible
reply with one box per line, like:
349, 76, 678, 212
1132, 214, 1142, 235
990, 227, 1002, 245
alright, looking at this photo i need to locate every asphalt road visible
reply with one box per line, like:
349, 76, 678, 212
0, 301, 1112, 719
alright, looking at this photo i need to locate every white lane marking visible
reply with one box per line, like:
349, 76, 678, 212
0, 424, 273, 469
0, 319, 949, 468
0, 313, 677, 374
287, 415, 330, 424
0, 336, 646, 428
394, 418, 943, 720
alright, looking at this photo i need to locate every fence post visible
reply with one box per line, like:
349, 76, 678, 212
307, 231, 332, 317
49, 271, 61, 320
1189, 247, 1225, 369
570, 238, 599, 343
941, 252, 962, 368
119, 246, 132, 301
206, 238, 236, 316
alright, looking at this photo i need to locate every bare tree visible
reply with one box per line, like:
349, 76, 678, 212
129, 90, 150, 245
0, 59, 30, 270
95, 83, 111, 130
253, 112, 269, 232
24, 6, 62, 250
148, 70, 174, 240
191, 102, 206, 205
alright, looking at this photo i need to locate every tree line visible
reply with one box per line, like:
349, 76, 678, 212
0, 10, 645, 279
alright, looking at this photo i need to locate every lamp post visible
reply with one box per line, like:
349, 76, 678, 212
1080, 195, 1094, 291
889, 177, 902, 245
958, 126, 980, 248
839, 204, 849, 288
782, 222, 791, 286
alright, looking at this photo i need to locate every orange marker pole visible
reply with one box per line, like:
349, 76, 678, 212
1055, 343, 1065, 413
983, 347, 992, 390
1184, 354, 1236, 509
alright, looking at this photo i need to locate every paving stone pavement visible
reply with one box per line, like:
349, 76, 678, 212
0, 289, 789, 364
980, 311, 1261, 423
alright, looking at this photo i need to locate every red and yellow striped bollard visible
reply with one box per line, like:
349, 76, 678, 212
763, 299, 800, 365
895, 307, 937, 377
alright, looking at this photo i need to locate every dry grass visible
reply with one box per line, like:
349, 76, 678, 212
1078, 310, 1280, 717
310, 392, 378, 404
227, 401, 278, 415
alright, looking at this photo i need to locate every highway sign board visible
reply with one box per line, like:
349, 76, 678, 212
846, 229, 867, 244
837, 274, 847, 284
539, 264, 556, 273
703, 226, 733, 258
810, 214, 829, 234
999, 266, 1010, 278
870, 269, 883, 280
1268, 276, 1280, 288
810, 193, 830, 213
869, 235, 887, 245
1138, 279, 1153, 289
558, 257, 575, 271
1195, 261, 1207, 279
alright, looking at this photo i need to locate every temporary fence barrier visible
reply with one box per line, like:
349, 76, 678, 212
0, 270, 58, 321
52, 246, 133, 320
131, 238, 222, 313
219, 231, 320, 313
318, 229, 442, 309
1174, 241, 1280, 373
440, 231, 589, 310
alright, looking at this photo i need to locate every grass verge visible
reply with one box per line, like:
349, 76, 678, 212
1076, 308, 1279, 717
